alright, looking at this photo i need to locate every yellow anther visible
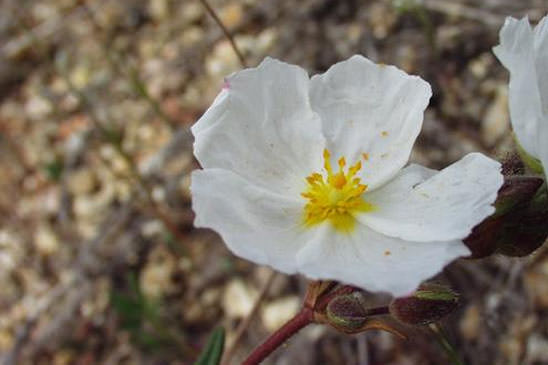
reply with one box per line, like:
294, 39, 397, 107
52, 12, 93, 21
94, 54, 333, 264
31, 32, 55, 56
349, 161, 362, 176
332, 173, 347, 189
301, 149, 375, 232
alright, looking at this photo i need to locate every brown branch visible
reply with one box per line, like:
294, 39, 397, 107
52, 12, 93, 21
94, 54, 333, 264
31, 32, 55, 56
198, 0, 248, 68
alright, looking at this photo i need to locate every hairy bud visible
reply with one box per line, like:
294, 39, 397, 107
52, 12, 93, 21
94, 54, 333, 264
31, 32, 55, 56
326, 293, 368, 331
493, 176, 544, 216
464, 176, 545, 258
389, 284, 459, 325
496, 185, 548, 256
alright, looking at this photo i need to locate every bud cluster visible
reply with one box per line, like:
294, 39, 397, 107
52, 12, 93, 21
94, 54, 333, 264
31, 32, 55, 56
320, 283, 459, 335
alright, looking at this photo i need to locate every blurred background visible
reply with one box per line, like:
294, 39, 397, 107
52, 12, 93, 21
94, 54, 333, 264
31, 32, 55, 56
0, 0, 547, 364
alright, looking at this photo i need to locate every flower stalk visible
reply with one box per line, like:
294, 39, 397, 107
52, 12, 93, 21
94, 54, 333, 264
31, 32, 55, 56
242, 282, 399, 364
241, 307, 314, 365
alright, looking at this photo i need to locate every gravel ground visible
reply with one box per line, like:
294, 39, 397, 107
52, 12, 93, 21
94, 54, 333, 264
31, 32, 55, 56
0, 0, 547, 364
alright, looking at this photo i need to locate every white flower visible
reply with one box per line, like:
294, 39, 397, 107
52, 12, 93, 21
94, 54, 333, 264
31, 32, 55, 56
191, 56, 503, 297
493, 15, 548, 178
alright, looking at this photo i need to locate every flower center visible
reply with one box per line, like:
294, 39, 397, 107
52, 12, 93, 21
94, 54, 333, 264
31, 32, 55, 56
301, 149, 375, 232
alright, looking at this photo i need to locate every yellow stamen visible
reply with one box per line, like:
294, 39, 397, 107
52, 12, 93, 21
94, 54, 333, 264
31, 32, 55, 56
301, 149, 375, 232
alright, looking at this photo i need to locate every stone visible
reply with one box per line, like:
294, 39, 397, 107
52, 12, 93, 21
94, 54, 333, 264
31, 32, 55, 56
67, 169, 97, 195
220, 3, 244, 29
25, 96, 53, 120
261, 296, 300, 332
482, 84, 509, 147
34, 224, 59, 256
459, 304, 480, 340
222, 279, 258, 318
140, 245, 177, 299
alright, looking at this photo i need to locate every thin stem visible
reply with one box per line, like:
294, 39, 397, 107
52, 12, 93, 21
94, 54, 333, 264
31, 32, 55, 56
221, 270, 277, 365
198, 0, 247, 68
430, 323, 464, 365
242, 307, 313, 365
127, 65, 174, 125
364, 306, 389, 317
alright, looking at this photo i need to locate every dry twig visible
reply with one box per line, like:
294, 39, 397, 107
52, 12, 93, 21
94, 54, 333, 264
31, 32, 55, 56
198, 0, 248, 68
422, 0, 504, 27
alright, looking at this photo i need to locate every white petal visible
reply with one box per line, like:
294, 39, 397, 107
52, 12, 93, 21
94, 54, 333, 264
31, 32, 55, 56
191, 168, 312, 274
539, 119, 548, 180
296, 224, 470, 297
359, 153, 503, 242
534, 15, 548, 116
493, 17, 543, 158
192, 57, 325, 196
533, 15, 548, 178
309, 55, 432, 191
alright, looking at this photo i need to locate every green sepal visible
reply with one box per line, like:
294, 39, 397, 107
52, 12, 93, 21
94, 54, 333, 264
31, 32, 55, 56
514, 134, 544, 175
415, 289, 457, 302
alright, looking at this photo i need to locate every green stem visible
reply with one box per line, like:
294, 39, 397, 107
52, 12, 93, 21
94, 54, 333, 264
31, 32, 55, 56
430, 323, 464, 365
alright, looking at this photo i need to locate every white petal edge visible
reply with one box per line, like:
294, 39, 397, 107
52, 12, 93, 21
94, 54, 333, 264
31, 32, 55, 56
296, 224, 470, 297
191, 168, 313, 274
533, 15, 548, 178
493, 16, 543, 158
192, 57, 325, 196
539, 120, 548, 180
358, 153, 503, 242
309, 55, 432, 191
534, 15, 548, 116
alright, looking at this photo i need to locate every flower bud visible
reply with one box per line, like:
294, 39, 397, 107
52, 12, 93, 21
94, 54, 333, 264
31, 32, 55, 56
389, 284, 459, 325
493, 176, 544, 216
463, 215, 504, 258
464, 176, 544, 258
496, 185, 548, 256
326, 293, 368, 331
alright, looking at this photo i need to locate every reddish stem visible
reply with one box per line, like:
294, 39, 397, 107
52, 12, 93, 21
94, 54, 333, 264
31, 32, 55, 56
365, 306, 390, 316
242, 307, 314, 365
